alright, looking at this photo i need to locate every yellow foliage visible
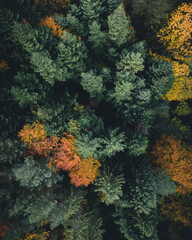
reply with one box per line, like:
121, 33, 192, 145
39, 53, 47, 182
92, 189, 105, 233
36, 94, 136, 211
22, 230, 49, 240
18, 120, 47, 146
154, 3, 192, 101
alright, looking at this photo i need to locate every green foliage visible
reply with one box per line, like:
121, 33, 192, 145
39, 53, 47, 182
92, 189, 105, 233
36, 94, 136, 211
63, 210, 104, 240
108, 4, 133, 47
36, 97, 75, 135
116, 52, 144, 77
11, 72, 49, 108
128, 132, 149, 156
0, 8, 16, 57
12, 21, 43, 54
109, 72, 134, 103
0, 138, 26, 165
94, 166, 125, 205
49, 188, 85, 230
131, 0, 175, 25
75, 133, 102, 159
81, 70, 104, 98
56, 30, 87, 80
30, 51, 60, 85
65, 13, 85, 37
148, 60, 174, 100
76, 108, 104, 134
80, 0, 103, 22
13, 156, 63, 188
173, 102, 192, 116
101, 128, 126, 157
88, 21, 107, 55
108, 0, 121, 13
114, 160, 159, 240
154, 170, 176, 196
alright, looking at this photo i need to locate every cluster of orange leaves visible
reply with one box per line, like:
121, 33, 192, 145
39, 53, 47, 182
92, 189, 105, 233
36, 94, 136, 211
152, 135, 192, 194
18, 121, 101, 187
22, 230, 49, 240
160, 194, 192, 227
0, 223, 9, 239
0, 60, 9, 71
152, 3, 192, 101
40, 16, 63, 38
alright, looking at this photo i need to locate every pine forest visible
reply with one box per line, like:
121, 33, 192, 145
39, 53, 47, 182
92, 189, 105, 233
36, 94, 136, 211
1, 0, 192, 239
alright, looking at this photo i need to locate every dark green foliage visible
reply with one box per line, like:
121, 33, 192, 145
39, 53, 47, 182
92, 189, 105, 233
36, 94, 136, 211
88, 21, 107, 55
148, 60, 174, 100
56, 30, 87, 80
30, 51, 60, 85
128, 132, 149, 156
154, 170, 176, 196
76, 108, 104, 135
94, 166, 125, 205
12, 21, 44, 54
12, 156, 63, 188
49, 188, 85, 230
114, 160, 159, 239
108, 0, 121, 13
131, 0, 175, 25
11, 72, 50, 108
79, 0, 103, 22
0, 0, 185, 239
0, 8, 16, 57
63, 210, 104, 240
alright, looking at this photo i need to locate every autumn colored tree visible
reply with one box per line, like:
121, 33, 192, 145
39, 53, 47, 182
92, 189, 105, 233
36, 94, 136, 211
0, 223, 9, 239
18, 120, 47, 147
50, 134, 81, 171
160, 194, 192, 227
152, 135, 192, 193
156, 3, 192, 101
69, 156, 101, 187
40, 16, 63, 38
21, 229, 50, 240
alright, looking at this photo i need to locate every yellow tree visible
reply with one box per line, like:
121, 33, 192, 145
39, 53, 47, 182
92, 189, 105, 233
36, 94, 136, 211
152, 135, 192, 194
156, 3, 192, 101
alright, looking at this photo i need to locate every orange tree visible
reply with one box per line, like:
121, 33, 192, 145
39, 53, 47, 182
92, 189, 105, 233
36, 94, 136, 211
40, 16, 63, 38
18, 121, 101, 187
155, 3, 192, 101
151, 135, 192, 193
160, 193, 192, 227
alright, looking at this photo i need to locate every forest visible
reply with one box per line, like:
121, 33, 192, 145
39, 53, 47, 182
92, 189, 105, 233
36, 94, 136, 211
0, 0, 192, 239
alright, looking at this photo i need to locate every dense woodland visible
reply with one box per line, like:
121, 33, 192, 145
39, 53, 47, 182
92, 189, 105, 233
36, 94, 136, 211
1, 0, 192, 239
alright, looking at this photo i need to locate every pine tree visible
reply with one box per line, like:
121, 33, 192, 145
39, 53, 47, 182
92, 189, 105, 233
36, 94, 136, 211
108, 3, 133, 47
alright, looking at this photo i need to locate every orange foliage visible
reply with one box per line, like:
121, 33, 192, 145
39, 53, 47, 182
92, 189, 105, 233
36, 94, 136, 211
30, 136, 59, 157
18, 120, 47, 147
40, 16, 63, 38
18, 121, 101, 187
160, 194, 192, 227
0, 60, 9, 71
50, 134, 81, 171
69, 156, 101, 187
156, 3, 192, 101
22, 230, 49, 240
24, 19, 29, 25
152, 135, 192, 193
0, 223, 9, 239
